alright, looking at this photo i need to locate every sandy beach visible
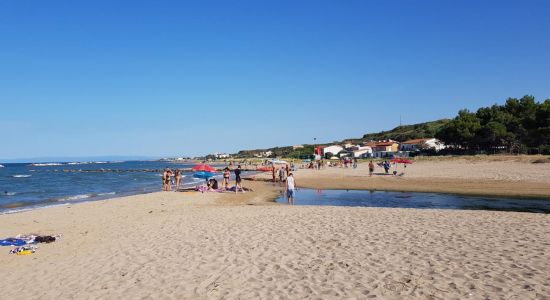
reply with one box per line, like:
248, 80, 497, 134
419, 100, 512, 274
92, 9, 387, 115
1, 157, 550, 299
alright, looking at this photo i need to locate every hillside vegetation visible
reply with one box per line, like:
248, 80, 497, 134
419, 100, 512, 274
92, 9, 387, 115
233, 95, 550, 158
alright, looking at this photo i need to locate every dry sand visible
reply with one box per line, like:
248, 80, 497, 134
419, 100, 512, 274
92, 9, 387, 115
1, 158, 550, 299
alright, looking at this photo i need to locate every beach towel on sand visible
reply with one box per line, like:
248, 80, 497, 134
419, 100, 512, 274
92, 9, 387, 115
9, 245, 38, 255
0, 238, 26, 247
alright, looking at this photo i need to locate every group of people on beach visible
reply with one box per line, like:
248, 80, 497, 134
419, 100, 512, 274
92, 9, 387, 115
368, 160, 405, 176
162, 168, 182, 191
267, 164, 296, 204
271, 164, 291, 183
162, 165, 245, 193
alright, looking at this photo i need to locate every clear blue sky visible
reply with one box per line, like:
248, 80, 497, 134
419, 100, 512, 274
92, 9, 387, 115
1, 0, 549, 160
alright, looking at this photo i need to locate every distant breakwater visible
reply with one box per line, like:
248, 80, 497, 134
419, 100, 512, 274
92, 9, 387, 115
40, 167, 261, 173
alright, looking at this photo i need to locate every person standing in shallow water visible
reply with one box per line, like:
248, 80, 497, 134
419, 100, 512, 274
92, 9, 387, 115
286, 172, 296, 204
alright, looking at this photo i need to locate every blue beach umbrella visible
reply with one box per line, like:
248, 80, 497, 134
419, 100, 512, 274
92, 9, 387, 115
193, 171, 215, 179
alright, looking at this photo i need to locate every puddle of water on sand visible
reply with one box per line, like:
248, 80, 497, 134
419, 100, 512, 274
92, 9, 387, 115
276, 189, 550, 213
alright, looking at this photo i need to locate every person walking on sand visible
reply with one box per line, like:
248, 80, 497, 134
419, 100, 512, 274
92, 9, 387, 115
278, 166, 286, 184
286, 172, 296, 204
223, 167, 231, 190
174, 169, 182, 191
271, 165, 276, 182
234, 165, 244, 193
383, 161, 390, 174
368, 160, 375, 177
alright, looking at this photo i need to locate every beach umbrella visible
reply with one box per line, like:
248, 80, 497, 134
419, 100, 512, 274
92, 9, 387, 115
192, 164, 217, 172
391, 158, 412, 164
193, 171, 215, 179
257, 166, 273, 172
390, 158, 412, 175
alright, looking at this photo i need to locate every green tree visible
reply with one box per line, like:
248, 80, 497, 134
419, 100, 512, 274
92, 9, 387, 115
436, 109, 481, 149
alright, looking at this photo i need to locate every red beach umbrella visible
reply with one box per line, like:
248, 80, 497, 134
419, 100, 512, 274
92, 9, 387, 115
257, 166, 273, 172
192, 164, 217, 172
391, 158, 413, 164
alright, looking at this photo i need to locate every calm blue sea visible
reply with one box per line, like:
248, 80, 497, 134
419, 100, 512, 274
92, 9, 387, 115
0, 161, 227, 214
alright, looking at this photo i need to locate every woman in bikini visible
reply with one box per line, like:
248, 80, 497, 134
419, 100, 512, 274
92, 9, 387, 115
174, 169, 182, 191
163, 168, 173, 191
223, 167, 231, 190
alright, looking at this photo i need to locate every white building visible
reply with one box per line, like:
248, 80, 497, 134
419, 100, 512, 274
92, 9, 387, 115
400, 138, 445, 152
254, 150, 273, 158
322, 145, 344, 156
343, 143, 356, 150
353, 146, 373, 158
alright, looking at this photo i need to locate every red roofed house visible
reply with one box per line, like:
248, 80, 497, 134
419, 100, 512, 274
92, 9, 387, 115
364, 140, 399, 158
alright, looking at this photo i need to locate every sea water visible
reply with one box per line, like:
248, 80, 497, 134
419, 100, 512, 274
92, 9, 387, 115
276, 189, 550, 213
0, 161, 230, 213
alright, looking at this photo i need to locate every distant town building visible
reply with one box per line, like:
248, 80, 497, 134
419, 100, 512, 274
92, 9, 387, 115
364, 140, 400, 158
343, 143, 356, 150
292, 145, 304, 150
254, 150, 273, 158
352, 146, 373, 158
365, 140, 399, 152
400, 138, 445, 152
322, 145, 344, 156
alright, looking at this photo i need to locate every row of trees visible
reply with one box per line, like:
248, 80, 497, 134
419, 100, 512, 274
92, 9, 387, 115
435, 95, 550, 154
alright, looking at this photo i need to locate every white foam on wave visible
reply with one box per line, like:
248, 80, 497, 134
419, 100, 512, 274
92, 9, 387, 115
56, 194, 94, 202
0, 164, 4, 168
67, 161, 110, 165
30, 163, 64, 166
98, 192, 116, 196
1, 203, 69, 215
12, 174, 32, 178
2, 192, 16, 196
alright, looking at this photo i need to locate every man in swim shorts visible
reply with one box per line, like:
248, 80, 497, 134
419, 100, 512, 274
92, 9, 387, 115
368, 161, 375, 177
234, 165, 243, 193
